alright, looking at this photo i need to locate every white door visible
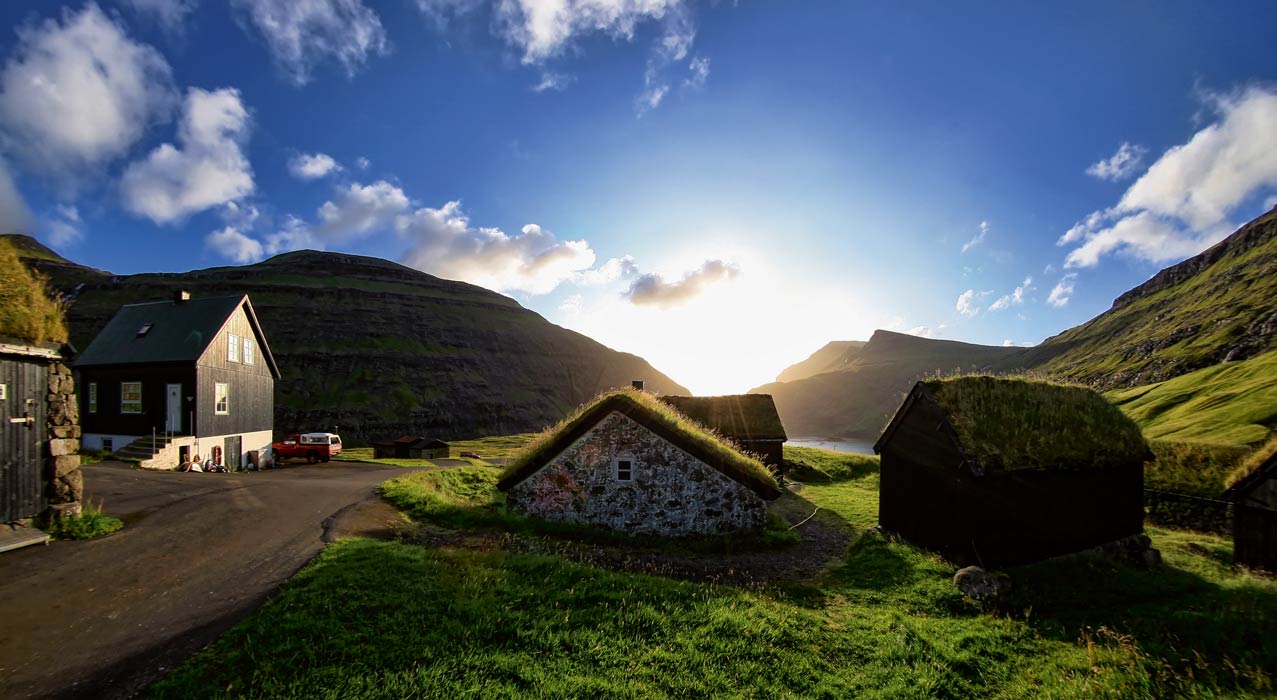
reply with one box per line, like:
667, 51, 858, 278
166, 384, 182, 433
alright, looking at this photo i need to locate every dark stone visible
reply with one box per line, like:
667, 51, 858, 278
50, 469, 84, 505
954, 566, 1011, 601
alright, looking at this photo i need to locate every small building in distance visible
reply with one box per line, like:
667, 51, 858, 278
874, 376, 1149, 567
373, 436, 450, 460
657, 394, 788, 468
1223, 440, 1277, 572
498, 390, 782, 537
74, 292, 280, 470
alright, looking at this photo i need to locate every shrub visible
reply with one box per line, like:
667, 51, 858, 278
41, 504, 123, 540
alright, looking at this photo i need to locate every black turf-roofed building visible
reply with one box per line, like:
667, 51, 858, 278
372, 436, 450, 460
657, 394, 788, 467
1224, 449, 1277, 572
74, 292, 280, 469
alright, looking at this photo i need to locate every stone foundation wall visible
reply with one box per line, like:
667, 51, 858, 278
506, 411, 767, 536
46, 360, 82, 517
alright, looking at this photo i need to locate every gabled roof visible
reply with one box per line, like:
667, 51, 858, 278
876, 376, 1149, 472
498, 390, 781, 499
375, 436, 449, 448
74, 294, 280, 379
1224, 437, 1277, 500
658, 394, 787, 441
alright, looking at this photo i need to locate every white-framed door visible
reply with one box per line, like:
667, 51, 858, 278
166, 384, 182, 433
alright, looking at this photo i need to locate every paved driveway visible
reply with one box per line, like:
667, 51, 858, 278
0, 460, 418, 700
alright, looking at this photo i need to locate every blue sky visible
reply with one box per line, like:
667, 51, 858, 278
1, 1, 1276, 394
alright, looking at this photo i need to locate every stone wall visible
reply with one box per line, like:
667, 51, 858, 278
506, 411, 767, 536
47, 360, 82, 517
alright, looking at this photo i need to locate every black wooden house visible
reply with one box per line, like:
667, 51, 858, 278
1223, 449, 1277, 572
74, 293, 279, 470
372, 436, 450, 460
658, 394, 788, 467
874, 377, 1148, 567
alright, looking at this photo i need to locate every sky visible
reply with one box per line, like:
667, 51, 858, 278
1, 1, 1276, 396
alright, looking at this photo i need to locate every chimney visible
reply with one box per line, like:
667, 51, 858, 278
631, 380, 645, 391
174, 290, 191, 303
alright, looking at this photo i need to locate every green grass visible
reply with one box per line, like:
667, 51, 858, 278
1108, 350, 1277, 447
448, 433, 539, 461
1227, 435, 1277, 489
40, 504, 123, 540
339, 447, 438, 469
1144, 441, 1251, 497
78, 449, 114, 467
783, 444, 879, 483
0, 237, 67, 345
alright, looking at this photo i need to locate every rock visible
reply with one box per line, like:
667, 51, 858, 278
954, 566, 1011, 601
50, 424, 81, 439
50, 469, 83, 505
50, 455, 80, 478
1142, 548, 1163, 567
47, 502, 82, 519
48, 438, 80, 457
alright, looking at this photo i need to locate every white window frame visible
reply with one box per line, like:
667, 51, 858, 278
88, 382, 98, 413
243, 337, 255, 365
214, 383, 230, 415
227, 333, 240, 363
120, 381, 142, 414
613, 456, 635, 482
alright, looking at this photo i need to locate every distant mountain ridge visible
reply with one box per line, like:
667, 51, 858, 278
6, 235, 689, 442
775, 341, 866, 383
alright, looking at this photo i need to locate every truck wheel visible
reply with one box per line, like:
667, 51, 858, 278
307, 451, 318, 464
321, 456, 330, 463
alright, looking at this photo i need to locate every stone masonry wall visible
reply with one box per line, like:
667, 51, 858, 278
47, 360, 82, 517
506, 411, 767, 536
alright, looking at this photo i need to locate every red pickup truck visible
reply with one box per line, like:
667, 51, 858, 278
273, 432, 343, 463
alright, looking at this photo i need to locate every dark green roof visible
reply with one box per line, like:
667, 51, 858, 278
658, 395, 788, 441
74, 295, 279, 377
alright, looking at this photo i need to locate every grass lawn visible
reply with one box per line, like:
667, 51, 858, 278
149, 446, 1277, 699
341, 434, 540, 469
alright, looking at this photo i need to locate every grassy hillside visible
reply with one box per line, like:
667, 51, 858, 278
1004, 208, 1277, 390
752, 330, 1021, 438
5, 237, 689, 441
775, 340, 866, 382
0, 237, 67, 345
1108, 349, 1277, 447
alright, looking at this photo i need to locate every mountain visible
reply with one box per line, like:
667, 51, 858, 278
775, 341, 866, 383
752, 330, 1021, 439
998, 207, 1277, 390
5, 235, 689, 441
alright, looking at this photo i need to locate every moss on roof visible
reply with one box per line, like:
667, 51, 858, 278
0, 238, 68, 345
1225, 435, 1277, 491
923, 375, 1149, 472
498, 388, 780, 498
658, 394, 787, 441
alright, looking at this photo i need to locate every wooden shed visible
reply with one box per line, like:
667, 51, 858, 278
1, 339, 58, 521
874, 377, 1149, 567
657, 394, 788, 467
373, 436, 449, 460
1223, 443, 1277, 572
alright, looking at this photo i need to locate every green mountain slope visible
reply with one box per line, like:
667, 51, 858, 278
1001, 207, 1277, 389
751, 330, 1022, 438
775, 341, 866, 383
7, 236, 689, 441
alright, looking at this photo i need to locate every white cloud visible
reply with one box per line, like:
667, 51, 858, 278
0, 3, 176, 185
398, 201, 598, 295
316, 180, 411, 241
206, 225, 264, 263
532, 71, 572, 92
0, 160, 32, 234
635, 7, 695, 115
494, 0, 688, 64
117, 0, 199, 32
1047, 273, 1077, 308
45, 205, 83, 247
623, 259, 740, 308
559, 293, 583, 315
220, 201, 261, 230
1086, 142, 1147, 182
1002, 339, 1015, 347
288, 152, 341, 179
121, 88, 254, 224
906, 325, 931, 338
961, 220, 989, 253
414, 0, 484, 27
955, 288, 987, 318
1061, 86, 1277, 268
575, 255, 638, 285
685, 55, 710, 89
263, 215, 313, 254
988, 275, 1033, 311
354, 156, 371, 170
231, 0, 389, 85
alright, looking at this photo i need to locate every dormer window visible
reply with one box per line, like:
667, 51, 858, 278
613, 457, 634, 481
136, 323, 153, 337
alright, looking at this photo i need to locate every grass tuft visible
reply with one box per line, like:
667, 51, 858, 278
0, 237, 68, 345
40, 503, 123, 540
1226, 434, 1277, 489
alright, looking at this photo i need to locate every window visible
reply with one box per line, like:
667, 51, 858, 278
121, 382, 142, 414
243, 337, 255, 365
227, 333, 240, 362
136, 322, 153, 337
614, 457, 633, 481
88, 382, 98, 413
102, 438, 113, 452
215, 383, 229, 415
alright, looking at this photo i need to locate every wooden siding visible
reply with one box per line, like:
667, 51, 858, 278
76, 365, 196, 436
197, 304, 275, 379
195, 367, 273, 437
1, 354, 49, 520
1234, 504, 1277, 571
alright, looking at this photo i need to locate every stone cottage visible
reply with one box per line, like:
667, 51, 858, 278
497, 392, 782, 536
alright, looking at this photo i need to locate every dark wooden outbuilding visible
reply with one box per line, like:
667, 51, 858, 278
874, 377, 1149, 567
372, 436, 449, 460
1, 339, 56, 521
658, 394, 788, 467
1224, 450, 1277, 572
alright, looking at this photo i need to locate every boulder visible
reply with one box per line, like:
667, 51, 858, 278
954, 566, 1011, 601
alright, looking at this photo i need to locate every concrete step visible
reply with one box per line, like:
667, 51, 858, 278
0, 524, 51, 553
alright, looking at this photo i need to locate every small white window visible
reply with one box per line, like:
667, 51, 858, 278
227, 333, 240, 362
215, 383, 229, 415
88, 382, 98, 413
614, 457, 634, 482
121, 382, 142, 414
243, 337, 255, 365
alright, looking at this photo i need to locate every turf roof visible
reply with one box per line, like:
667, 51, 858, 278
1225, 435, 1277, 494
658, 395, 787, 441
919, 375, 1150, 472
498, 388, 781, 499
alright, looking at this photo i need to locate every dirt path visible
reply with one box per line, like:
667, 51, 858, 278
0, 460, 419, 700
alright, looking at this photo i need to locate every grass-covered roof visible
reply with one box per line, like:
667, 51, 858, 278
1225, 435, 1277, 494
498, 388, 781, 499
921, 375, 1150, 472
658, 394, 787, 441
0, 237, 67, 346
